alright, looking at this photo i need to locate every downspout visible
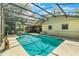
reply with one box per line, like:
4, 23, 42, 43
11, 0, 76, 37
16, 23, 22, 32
0, 3, 3, 45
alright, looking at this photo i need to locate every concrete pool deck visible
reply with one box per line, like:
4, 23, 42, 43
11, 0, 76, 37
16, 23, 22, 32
0, 35, 29, 56
0, 35, 79, 56
52, 38, 79, 56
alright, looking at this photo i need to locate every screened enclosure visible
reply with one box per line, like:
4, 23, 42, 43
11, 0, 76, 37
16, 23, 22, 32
1, 3, 79, 34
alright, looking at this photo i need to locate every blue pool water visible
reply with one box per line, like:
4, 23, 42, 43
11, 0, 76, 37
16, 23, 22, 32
17, 34, 64, 56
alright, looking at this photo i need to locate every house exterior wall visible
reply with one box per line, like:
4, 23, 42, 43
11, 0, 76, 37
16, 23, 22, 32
42, 16, 79, 38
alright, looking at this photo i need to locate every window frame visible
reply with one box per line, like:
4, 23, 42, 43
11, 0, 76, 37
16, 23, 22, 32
48, 25, 52, 30
62, 24, 68, 30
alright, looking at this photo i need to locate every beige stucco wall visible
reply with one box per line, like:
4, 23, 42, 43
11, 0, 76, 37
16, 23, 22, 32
42, 16, 79, 38
0, 4, 5, 45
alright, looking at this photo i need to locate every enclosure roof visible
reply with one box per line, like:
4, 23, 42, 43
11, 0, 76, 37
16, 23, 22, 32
3, 3, 79, 26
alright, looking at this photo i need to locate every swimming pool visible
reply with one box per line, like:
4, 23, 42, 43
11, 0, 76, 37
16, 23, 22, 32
17, 34, 64, 56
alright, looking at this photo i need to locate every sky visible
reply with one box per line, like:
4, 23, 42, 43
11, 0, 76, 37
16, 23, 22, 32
32, 3, 79, 15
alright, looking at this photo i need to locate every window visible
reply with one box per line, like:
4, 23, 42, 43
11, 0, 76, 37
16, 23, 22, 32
62, 24, 68, 30
48, 25, 52, 30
